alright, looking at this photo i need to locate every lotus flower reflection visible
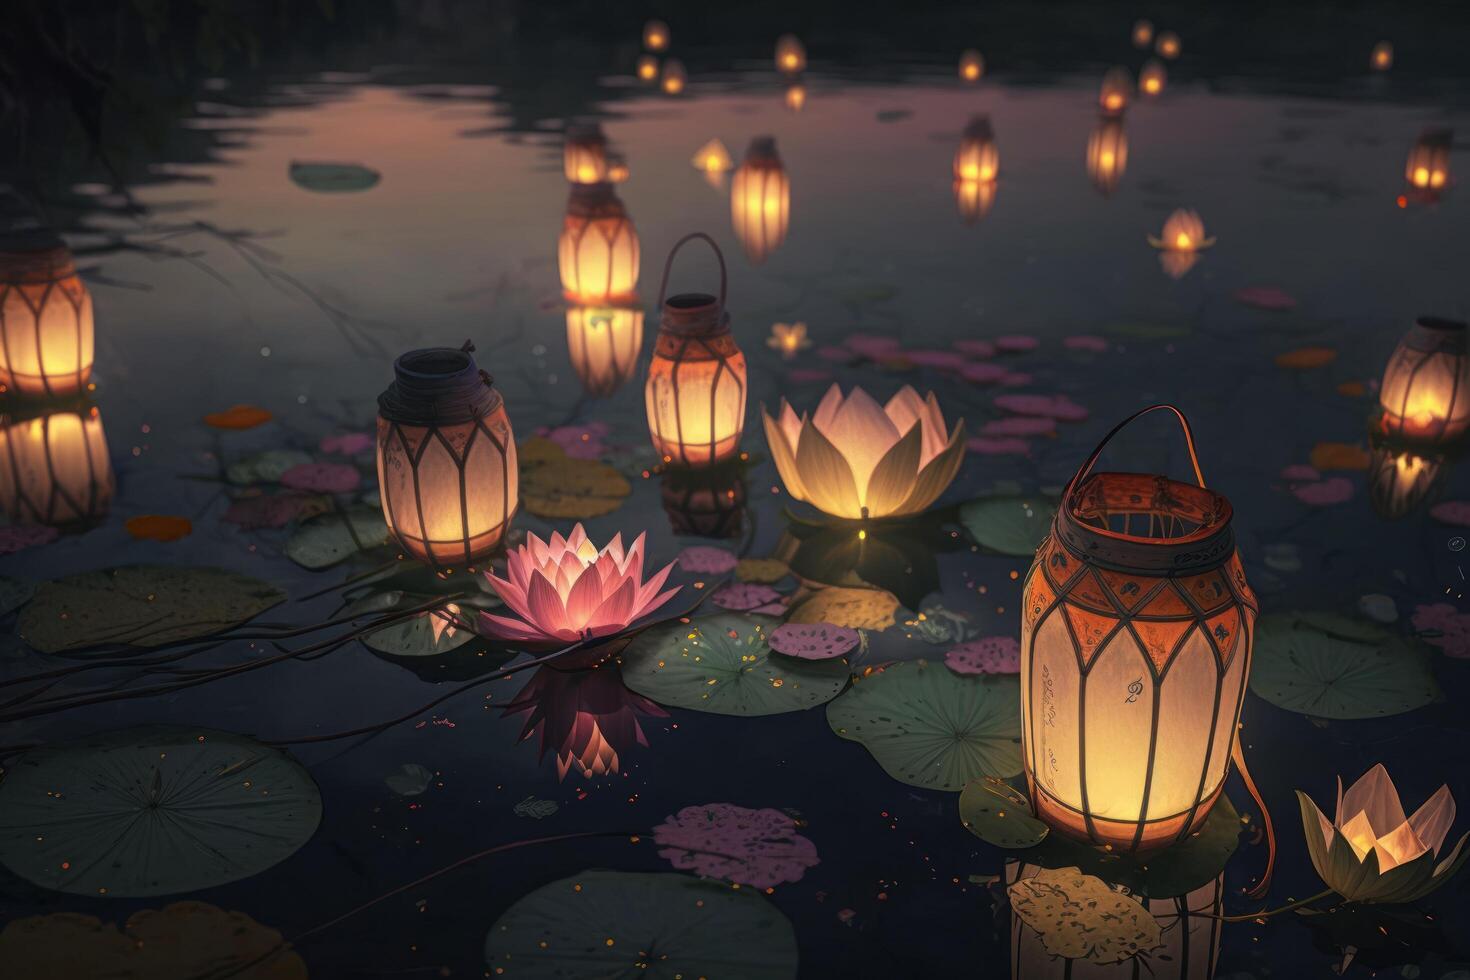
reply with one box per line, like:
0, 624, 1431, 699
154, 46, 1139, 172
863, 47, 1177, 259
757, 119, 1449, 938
478, 525, 679, 646
763, 384, 965, 520
1298, 764, 1468, 903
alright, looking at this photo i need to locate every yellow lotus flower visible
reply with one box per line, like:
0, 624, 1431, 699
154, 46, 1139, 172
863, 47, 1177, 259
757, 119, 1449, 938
767, 322, 811, 358
762, 385, 966, 520
1298, 764, 1468, 903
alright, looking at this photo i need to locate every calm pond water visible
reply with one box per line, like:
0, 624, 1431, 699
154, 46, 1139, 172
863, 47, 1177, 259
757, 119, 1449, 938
2, 6, 1470, 979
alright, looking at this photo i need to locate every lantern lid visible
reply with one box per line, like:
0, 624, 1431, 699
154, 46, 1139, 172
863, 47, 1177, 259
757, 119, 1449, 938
962, 116, 994, 141
565, 182, 624, 218
378, 343, 501, 426
656, 232, 730, 337
0, 227, 75, 282
1401, 316, 1468, 354
743, 136, 781, 165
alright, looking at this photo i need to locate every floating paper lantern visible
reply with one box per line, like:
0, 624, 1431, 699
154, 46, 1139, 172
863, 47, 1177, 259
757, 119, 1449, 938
1377, 317, 1470, 445
0, 401, 113, 526
691, 138, 733, 174
1131, 19, 1155, 48
1156, 30, 1181, 59
1149, 209, 1214, 279
1405, 129, 1451, 194
1021, 405, 1257, 853
645, 233, 748, 468
643, 19, 669, 52
559, 183, 640, 306
566, 305, 644, 397
661, 59, 687, 95
959, 49, 985, 82
1371, 41, 1393, 71
636, 55, 659, 82
606, 155, 630, 184
0, 231, 94, 399
954, 116, 999, 183
775, 35, 806, 75
563, 123, 609, 185
1139, 59, 1167, 97
785, 82, 807, 112
1367, 442, 1444, 520
731, 137, 791, 265
376, 344, 517, 569
661, 462, 747, 538
1086, 117, 1129, 196
954, 176, 997, 224
1099, 67, 1131, 116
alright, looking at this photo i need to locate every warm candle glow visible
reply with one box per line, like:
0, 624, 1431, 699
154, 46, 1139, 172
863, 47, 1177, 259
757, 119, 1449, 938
566, 305, 644, 397
1371, 40, 1393, 71
563, 123, 609, 185
1367, 443, 1444, 520
559, 184, 640, 306
1404, 129, 1451, 194
1085, 117, 1128, 196
661, 59, 687, 95
0, 234, 95, 399
0, 402, 113, 526
731, 137, 790, 266
643, 19, 669, 51
1378, 317, 1470, 444
954, 177, 997, 224
636, 55, 659, 82
1155, 30, 1181, 59
953, 116, 999, 182
775, 34, 806, 75
1099, 66, 1132, 116
784, 82, 807, 112
767, 321, 811, 358
691, 138, 733, 174
959, 49, 984, 82
1131, 18, 1154, 48
1149, 209, 1214, 254
1139, 59, 1167, 96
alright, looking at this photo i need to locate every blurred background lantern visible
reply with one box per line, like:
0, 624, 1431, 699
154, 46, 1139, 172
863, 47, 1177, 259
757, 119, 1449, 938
1378, 317, 1470, 445
1086, 117, 1129, 196
1368, 440, 1445, 520
785, 82, 807, 112
0, 229, 94, 400
954, 175, 996, 224
376, 343, 517, 569
566, 305, 644, 397
1139, 59, 1167, 97
643, 19, 669, 52
691, 138, 733, 175
661, 59, 687, 95
731, 137, 790, 265
1405, 129, 1452, 195
660, 462, 747, 538
636, 55, 659, 82
959, 49, 984, 82
503, 663, 668, 780
645, 233, 748, 468
1156, 30, 1181, 59
954, 116, 998, 183
0, 400, 113, 526
606, 154, 630, 184
1371, 40, 1393, 71
559, 183, 639, 306
775, 34, 806, 75
1021, 405, 1256, 854
1131, 19, 1155, 48
1099, 67, 1131, 116
1150, 208, 1213, 277
562, 123, 609, 185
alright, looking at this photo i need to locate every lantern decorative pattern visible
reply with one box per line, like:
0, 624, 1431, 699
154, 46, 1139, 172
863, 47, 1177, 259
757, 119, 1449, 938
1405, 129, 1451, 194
1131, 19, 1155, 48
1378, 317, 1470, 445
1139, 59, 1167, 97
1099, 67, 1131, 116
559, 183, 640, 306
1368, 442, 1444, 520
376, 344, 517, 569
661, 463, 747, 539
1086, 117, 1129, 196
1021, 406, 1257, 854
645, 233, 748, 468
1156, 30, 1181, 59
775, 35, 806, 75
563, 123, 609, 185
959, 49, 984, 82
566, 306, 644, 397
731, 137, 791, 265
0, 233, 95, 400
0, 401, 113, 526
643, 19, 669, 51
1371, 41, 1393, 71
661, 59, 687, 95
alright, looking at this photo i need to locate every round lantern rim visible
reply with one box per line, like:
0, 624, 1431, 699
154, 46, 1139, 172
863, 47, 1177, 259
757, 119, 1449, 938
1404, 316, 1469, 352
379, 344, 501, 426
1057, 470, 1235, 573
0, 233, 76, 284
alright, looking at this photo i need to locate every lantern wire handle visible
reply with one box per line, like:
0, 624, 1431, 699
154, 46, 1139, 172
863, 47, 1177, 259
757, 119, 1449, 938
656, 232, 728, 311
1064, 403, 1207, 502
1233, 739, 1277, 899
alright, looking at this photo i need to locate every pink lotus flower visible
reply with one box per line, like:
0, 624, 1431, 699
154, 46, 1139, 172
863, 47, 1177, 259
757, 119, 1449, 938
478, 524, 679, 646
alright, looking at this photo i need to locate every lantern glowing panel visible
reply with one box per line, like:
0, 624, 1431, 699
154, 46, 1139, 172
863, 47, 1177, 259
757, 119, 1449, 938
566, 305, 644, 397
636, 55, 659, 82
645, 234, 748, 468
643, 19, 669, 51
559, 184, 640, 306
661, 59, 687, 95
959, 49, 984, 82
376, 345, 517, 569
0, 402, 113, 526
1099, 67, 1131, 116
1405, 129, 1451, 193
731, 137, 791, 266
1086, 117, 1129, 196
1371, 40, 1393, 71
1156, 30, 1181, 59
0, 233, 95, 399
1131, 19, 1155, 48
1139, 59, 1167, 97
954, 116, 999, 183
1368, 443, 1444, 520
563, 123, 609, 185
1378, 317, 1470, 445
775, 35, 806, 75
1021, 406, 1257, 853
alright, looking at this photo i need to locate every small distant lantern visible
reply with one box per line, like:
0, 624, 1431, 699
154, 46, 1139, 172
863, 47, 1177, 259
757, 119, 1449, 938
1099, 66, 1132, 116
645, 233, 748, 468
785, 82, 807, 112
1131, 19, 1155, 48
731, 137, 791, 265
566, 305, 644, 397
1405, 129, 1452, 194
1139, 59, 1167, 97
0, 230, 94, 400
376, 343, 517, 569
643, 19, 669, 52
559, 183, 640, 306
0, 401, 113, 526
563, 123, 609, 185
1149, 208, 1214, 278
1022, 404, 1256, 854
954, 176, 997, 225
1086, 117, 1129, 196
959, 49, 984, 83
1367, 441, 1444, 520
1377, 317, 1470, 445
661, 462, 747, 538
954, 116, 999, 183
691, 138, 733, 175
636, 55, 659, 82
1156, 30, 1181, 59
661, 59, 687, 95
775, 35, 806, 75
1371, 41, 1393, 71
606, 154, 630, 184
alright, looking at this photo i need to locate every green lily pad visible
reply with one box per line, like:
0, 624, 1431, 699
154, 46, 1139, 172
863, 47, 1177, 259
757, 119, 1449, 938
225, 449, 314, 485
1250, 611, 1441, 719
959, 777, 1050, 848
288, 161, 381, 192
484, 870, 797, 979
958, 496, 1055, 557
17, 566, 285, 654
620, 613, 849, 716
286, 506, 391, 570
826, 660, 1022, 790
0, 576, 34, 617
0, 726, 321, 897
343, 587, 501, 657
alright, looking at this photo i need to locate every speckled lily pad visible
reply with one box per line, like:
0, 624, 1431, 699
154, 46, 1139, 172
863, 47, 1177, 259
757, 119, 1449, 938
959, 777, 1049, 848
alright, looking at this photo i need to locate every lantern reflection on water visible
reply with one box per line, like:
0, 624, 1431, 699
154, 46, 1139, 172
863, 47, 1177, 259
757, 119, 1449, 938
1378, 317, 1470, 445
731, 137, 790, 265
566, 305, 644, 397
643, 19, 669, 51
563, 123, 609, 185
959, 49, 984, 82
0, 231, 94, 400
1368, 442, 1444, 520
954, 175, 997, 224
1371, 40, 1393, 71
785, 82, 807, 112
1139, 59, 1167, 97
775, 35, 806, 75
503, 663, 668, 780
661, 462, 747, 539
645, 234, 748, 469
1086, 117, 1128, 196
0, 401, 113, 526
559, 183, 639, 306
376, 344, 517, 569
1099, 67, 1131, 116
1405, 129, 1451, 195
1022, 406, 1256, 854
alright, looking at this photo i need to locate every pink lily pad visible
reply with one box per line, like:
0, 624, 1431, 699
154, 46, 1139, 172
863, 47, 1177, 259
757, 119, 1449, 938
711, 582, 784, 611
0, 525, 59, 554
1064, 335, 1109, 353
750, 600, 790, 616
280, 462, 361, 494
845, 334, 903, 358
966, 436, 1030, 456
222, 492, 326, 529
960, 362, 1011, 384
654, 803, 819, 888
538, 423, 610, 460
789, 368, 833, 384
816, 345, 858, 363
983, 416, 1055, 437
995, 334, 1040, 353
994, 394, 1089, 421
945, 636, 1021, 674
768, 623, 860, 660
1291, 477, 1354, 506
953, 339, 997, 358
998, 372, 1034, 387
1235, 286, 1297, 312
1412, 603, 1470, 658
903, 349, 969, 370
1281, 464, 1322, 482
1430, 501, 1470, 527
319, 432, 374, 455
678, 545, 738, 574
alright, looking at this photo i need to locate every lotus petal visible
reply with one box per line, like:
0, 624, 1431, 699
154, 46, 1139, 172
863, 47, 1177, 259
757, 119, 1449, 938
763, 406, 809, 501
895, 420, 966, 515
796, 422, 863, 519
863, 422, 923, 517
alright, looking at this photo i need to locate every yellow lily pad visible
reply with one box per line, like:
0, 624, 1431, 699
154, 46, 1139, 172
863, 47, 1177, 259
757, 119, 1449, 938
1008, 866, 1163, 965
788, 586, 899, 631
519, 438, 631, 519
736, 558, 790, 583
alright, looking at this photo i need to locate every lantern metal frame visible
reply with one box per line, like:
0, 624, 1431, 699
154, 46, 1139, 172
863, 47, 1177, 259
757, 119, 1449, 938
0, 229, 94, 400
559, 183, 640, 306
1377, 316, 1470, 448
731, 137, 790, 265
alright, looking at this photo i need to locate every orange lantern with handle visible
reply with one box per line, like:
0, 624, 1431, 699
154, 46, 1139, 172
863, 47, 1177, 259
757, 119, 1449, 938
1021, 405, 1258, 855
645, 234, 747, 468
0, 230, 94, 400
1378, 317, 1470, 445
731, 137, 790, 265
0, 400, 113, 526
1086, 117, 1128, 196
559, 183, 640, 306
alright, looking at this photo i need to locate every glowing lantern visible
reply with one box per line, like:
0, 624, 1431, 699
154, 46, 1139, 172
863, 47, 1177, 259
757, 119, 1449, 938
563, 123, 609, 185
959, 49, 984, 82
559, 183, 640, 306
1156, 30, 1181, 59
691, 138, 733, 175
1021, 405, 1257, 854
954, 176, 997, 225
1131, 19, 1155, 48
954, 116, 999, 183
1099, 67, 1132, 116
566, 305, 644, 397
645, 233, 748, 468
1377, 317, 1470, 445
0, 401, 113, 526
1405, 129, 1451, 194
1367, 442, 1444, 520
775, 35, 806, 75
636, 55, 659, 82
376, 343, 517, 569
1149, 208, 1213, 277
1371, 41, 1393, 71
643, 19, 669, 52
503, 663, 669, 779
1139, 59, 1167, 96
661, 464, 747, 538
606, 155, 630, 184
785, 82, 807, 112
1086, 117, 1129, 196
0, 231, 94, 399
731, 137, 791, 265
661, 59, 687, 95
